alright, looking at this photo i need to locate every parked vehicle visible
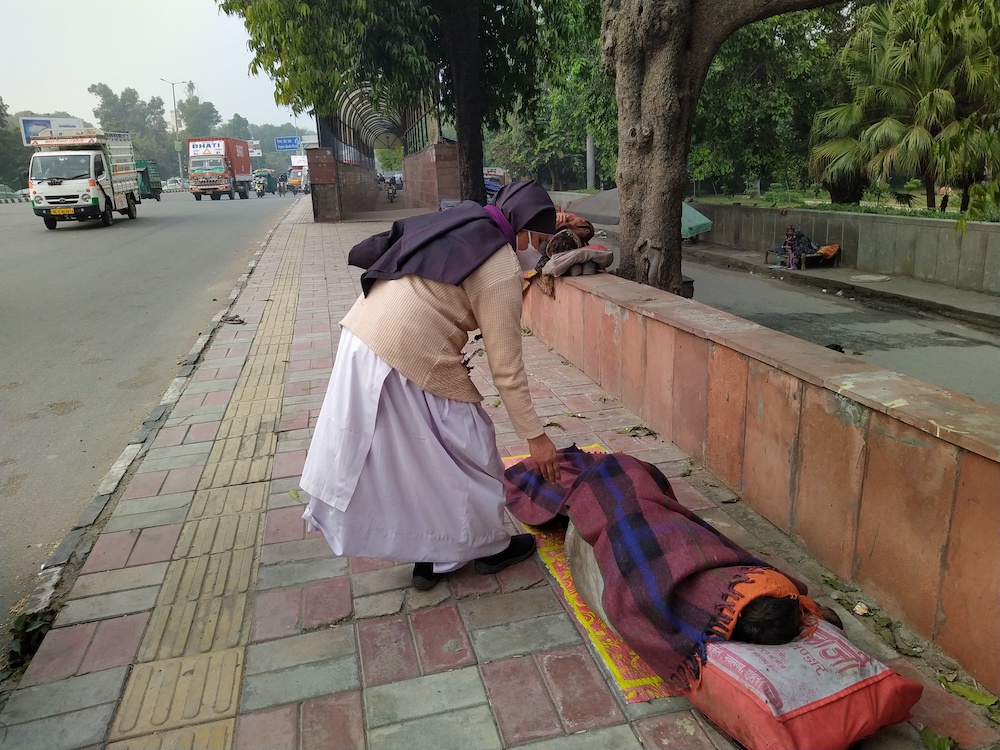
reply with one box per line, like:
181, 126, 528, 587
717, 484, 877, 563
288, 165, 310, 195
253, 168, 277, 196
187, 137, 252, 201
136, 159, 163, 201
28, 128, 140, 229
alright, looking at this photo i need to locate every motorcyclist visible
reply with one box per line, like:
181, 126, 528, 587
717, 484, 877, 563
277, 172, 288, 196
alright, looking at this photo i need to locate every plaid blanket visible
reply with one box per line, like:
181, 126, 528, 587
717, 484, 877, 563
505, 448, 805, 686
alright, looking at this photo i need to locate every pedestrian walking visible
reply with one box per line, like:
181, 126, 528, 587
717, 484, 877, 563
300, 180, 561, 590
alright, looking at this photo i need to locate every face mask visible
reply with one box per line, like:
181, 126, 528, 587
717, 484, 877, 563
516, 238, 542, 273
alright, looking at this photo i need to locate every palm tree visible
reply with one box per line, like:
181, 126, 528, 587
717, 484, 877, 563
811, 0, 999, 209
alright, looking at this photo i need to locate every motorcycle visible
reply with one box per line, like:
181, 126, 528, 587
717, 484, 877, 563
387, 183, 397, 203
277, 181, 287, 196
255, 179, 266, 198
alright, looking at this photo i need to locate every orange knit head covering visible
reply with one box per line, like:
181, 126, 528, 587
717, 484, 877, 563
720, 568, 821, 641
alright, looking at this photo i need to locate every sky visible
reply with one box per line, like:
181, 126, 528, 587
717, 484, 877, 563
4, 0, 315, 131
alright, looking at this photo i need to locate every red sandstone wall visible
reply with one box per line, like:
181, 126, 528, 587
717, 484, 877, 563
523, 274, 1000, 694
402, 143, 460, 210
337, 164, 378, 214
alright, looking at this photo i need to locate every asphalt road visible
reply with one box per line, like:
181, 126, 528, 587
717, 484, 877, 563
684, 261, 1000, 406
0, 191, 297, 628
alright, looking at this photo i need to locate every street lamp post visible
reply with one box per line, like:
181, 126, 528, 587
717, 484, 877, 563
160, 78, 189, 179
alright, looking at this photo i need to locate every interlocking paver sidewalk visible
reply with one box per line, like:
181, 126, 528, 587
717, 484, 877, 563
2, 199, 997, 750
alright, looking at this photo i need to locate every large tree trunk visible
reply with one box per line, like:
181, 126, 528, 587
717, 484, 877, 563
602, 0, 842, 294
436, 0, 487, 204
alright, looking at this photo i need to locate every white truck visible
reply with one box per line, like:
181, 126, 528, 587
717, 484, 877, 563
28, 128, 140, 230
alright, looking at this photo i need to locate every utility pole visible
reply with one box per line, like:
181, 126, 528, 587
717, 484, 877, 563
160, 78, 190, 179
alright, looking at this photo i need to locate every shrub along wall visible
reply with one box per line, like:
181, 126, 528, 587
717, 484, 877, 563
522, 273, 1000, 694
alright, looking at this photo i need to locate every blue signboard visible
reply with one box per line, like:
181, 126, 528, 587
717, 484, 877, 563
274, 136, 301, 152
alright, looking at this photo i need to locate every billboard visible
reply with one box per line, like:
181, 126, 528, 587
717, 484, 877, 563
290, 155, 308, 167
19, 117, 86, 146
188, 140, 225, 156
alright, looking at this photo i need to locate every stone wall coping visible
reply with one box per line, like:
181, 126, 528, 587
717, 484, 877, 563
563, 273, 1000, 462
692, 202, 1000, 233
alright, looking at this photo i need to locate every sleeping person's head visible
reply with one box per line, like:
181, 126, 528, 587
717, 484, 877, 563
725, 569, 824, 646
731, 595, 803, 645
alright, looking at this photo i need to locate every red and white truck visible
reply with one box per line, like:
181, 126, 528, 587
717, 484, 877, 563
187, 137, 253, 201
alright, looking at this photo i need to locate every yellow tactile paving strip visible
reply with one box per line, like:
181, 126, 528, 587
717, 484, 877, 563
110, 211, 307, 744
106, 719, 235, 750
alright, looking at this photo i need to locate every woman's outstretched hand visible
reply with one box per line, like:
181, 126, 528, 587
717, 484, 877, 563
528, 434, 561, 483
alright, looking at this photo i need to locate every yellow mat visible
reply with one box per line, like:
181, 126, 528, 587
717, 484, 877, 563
503, 446, 680, 703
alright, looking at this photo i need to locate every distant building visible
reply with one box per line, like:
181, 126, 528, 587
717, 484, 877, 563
166, 111, 186, 133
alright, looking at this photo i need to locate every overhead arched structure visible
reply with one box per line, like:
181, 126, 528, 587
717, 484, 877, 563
316, 85, 410, 168
336, 87, 404, 150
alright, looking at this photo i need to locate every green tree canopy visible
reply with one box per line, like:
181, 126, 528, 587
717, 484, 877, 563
177, 82, 222, 137
219, 0, 574, 202
690, 7, 851, 194
87, 83, 180, 178
375, 147, 403, 171
811, 0, 1000, 208
222, 113, 252, 140
0, 97, 31, 188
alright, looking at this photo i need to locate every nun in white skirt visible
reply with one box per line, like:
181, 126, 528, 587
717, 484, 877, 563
300, 181, 562, 590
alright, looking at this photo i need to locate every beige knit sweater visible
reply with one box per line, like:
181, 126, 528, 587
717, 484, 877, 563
341, 247, 544, 440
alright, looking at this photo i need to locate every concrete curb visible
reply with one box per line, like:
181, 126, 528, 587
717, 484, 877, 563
23, 205, 296, 617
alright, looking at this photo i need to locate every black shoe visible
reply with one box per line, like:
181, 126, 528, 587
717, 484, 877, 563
412, 562, 442, 591
474, 534, 537, 574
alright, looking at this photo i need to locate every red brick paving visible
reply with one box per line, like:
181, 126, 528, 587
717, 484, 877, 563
119, 471, 167, 500
160, 465, 204, 494
127, 524, 183, 567
301, 691, 365, 750
151, 426, 187, 448
302, 578, 353, 629
20, 622, 96, 686
234, 705, 297, 750
495, 558, 546, 593
669, 477, 716, 511
410, 604, 476, 674
482, 656, 563, 746
250, 587, 302, 642
446, 565, 500, 598
77, 612, 149, 674
633, 712, 723, 749
357, 615, 420, 687
348, 557, 395, 574
271, 449, 306, 479
537, 645, 624, 732
263, 506, 309, 544
186, 421, 220, 443
79, 530, 139, 574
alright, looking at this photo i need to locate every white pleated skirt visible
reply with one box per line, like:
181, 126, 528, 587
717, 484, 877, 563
300, 329, 510, 570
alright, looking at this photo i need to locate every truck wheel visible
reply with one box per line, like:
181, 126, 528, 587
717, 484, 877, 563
155, 191, 161, 202
194, 193, 202, 201
44, 217, 57, 230
228, 189, 235, 200
239, 190, 248, 199
101, 199, 114, 226
211, 194, 221, 201
126, 194, 137, 219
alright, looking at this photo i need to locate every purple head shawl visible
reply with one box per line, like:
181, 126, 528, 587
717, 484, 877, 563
349, 180, 555, 296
